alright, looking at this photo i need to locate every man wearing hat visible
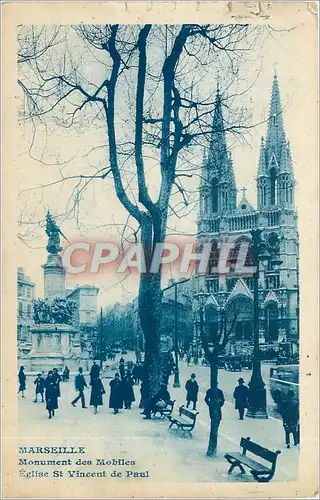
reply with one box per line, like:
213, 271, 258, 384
233, 377, 249, 420
185, 373, 199, 410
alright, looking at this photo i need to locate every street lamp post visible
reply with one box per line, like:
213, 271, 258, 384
163, 278, 191, 389
172, 284, 180, 387
246, 229, 270, 419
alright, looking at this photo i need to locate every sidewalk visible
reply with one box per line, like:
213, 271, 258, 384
18, 376, 298, 483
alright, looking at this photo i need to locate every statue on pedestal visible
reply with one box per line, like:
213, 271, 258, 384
45, 211, 68, 255
33, 297, 76, 325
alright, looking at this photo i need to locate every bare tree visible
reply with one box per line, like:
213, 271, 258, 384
196, 298, 238, 456
18, 24, 261, 405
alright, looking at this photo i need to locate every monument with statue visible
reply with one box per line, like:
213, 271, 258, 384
25, 212, 84, 372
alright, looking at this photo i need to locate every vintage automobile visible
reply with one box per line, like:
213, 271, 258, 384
269, 364, 299, 407
225, 356, 242, 371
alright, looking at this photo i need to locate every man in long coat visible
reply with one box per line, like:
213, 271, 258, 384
109, 373, 124, 414
185, 373, 199, 410
90, 375, 105, 415
123, 372, 135, 409
280, 389, 299, 448
204, 386, 225, 421
119, 360, 125, 380
34, 373, 45, 403
89, 361, 100, 384
233, 377, 249, 420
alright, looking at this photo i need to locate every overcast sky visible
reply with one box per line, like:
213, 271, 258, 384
16, 24, 314, 306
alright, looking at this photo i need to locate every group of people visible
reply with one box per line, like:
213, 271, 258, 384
71, 361, 136, 415
232, 376, 300, 448
18, 366, 62, 419
19, 361, 300, 449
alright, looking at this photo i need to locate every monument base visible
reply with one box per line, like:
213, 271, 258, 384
29, 323, 80, 373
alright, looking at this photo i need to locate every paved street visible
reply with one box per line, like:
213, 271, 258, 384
18, 354, 298, 483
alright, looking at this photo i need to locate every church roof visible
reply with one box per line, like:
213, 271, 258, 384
237, 189, 256, 212
263, 290, 279, 305
226, 278, 253, 305
204, 294, 219, 309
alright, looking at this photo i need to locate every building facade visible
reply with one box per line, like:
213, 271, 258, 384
66, 285, 99, 353
17, 267, 35, 353
196, 74, 299, 356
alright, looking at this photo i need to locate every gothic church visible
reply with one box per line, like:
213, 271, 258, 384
197, 73, 299, 352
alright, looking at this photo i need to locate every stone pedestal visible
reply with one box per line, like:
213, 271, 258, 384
30, 324, 77, 373
42, 254, 66, 302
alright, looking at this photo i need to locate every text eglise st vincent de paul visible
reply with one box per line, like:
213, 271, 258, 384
18, 447, 149, 479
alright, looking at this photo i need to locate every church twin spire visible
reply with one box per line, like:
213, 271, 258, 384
201, 87, 237, 215
257, 72, 295, 209
200, 72, 295, 221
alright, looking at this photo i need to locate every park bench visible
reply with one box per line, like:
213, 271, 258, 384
224, 437, 281, 482
168, 405, 199, 436
152, 399, 175, 418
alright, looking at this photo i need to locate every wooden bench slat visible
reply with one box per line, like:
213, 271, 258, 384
225, 453, 271, 473
168, 406, 199, 435
240, 437, 278, 463
224, 437, 281, 483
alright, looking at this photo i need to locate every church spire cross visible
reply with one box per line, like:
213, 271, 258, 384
240, 187, 247, 197
265, 72, 286, 166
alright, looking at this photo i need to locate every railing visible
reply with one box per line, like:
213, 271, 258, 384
198, 218, 220, 233
228, 213, 259, 232
199, 208, 281, 234
261, 209, 281, 227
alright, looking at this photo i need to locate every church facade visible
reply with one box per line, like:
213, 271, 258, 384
196, 73, 299, 356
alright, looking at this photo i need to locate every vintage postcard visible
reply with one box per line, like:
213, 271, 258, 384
1, 1, 319, 498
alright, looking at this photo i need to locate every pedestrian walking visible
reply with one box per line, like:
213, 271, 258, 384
45, 371, 59, 419
33, 373, 45, 402
280, 390, 299, 448
233, 377, 249, 420
186, 353, 191, 366
52, 368, 62, 397
139, 380, 146, 409
185, 373, 199, 410
109, 373, 124, 414
123, 372, 135, 409
132, 364, 139, 385
119, 359, 125, 380
89, 375, 105, 415
18, 366, 26, 398
204, 385, 225, 421
62, 366, 70, 382
89, 361, 100, 384
71, 368, 88, 408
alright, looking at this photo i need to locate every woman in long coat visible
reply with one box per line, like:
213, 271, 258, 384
123, 372, 135, 409
90, 375, 105, 415
18, 366, 26, 398
109, 373, 124, 414
45, 371, 59, 419
52, 368, 62, 397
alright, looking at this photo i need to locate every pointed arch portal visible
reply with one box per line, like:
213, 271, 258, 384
265, 302, 279, 342
226, 295, 253, 341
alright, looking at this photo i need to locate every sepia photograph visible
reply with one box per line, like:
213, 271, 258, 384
2, 2, 318, 498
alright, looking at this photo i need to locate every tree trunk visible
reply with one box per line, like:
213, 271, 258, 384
138, 271, 162, 400
138, 214, 163, 402
206, 353, 221, 457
